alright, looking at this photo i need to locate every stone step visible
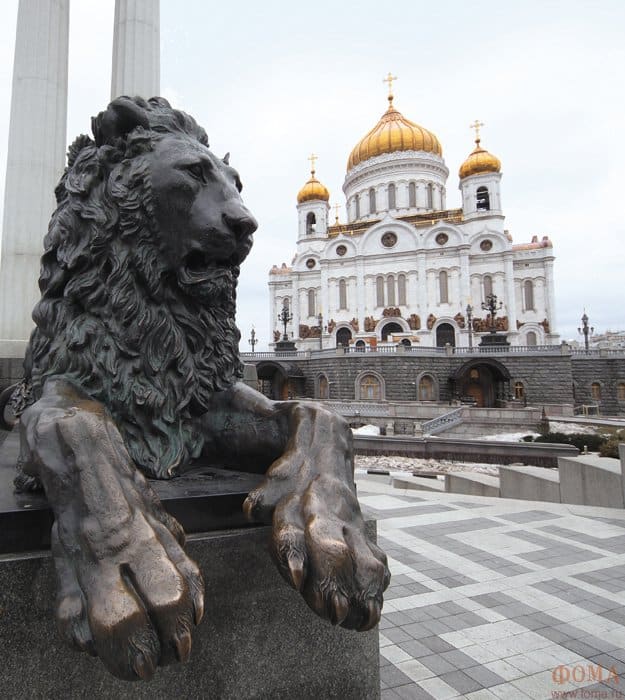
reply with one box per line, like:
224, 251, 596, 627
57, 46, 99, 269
558, 455, 624, 508
444, 472, 500, 498
392, 475, 445, 492
499, 465, 561, 503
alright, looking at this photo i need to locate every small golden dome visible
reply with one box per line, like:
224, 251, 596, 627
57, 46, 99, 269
347, 94, 442, 171
297, 155, 330, 204
459, 138, 501, 179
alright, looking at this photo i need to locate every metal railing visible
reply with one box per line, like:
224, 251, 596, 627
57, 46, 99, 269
324, 401, 391, 418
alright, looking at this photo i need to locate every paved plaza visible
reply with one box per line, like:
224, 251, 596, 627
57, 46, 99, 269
357, 472, 625, 699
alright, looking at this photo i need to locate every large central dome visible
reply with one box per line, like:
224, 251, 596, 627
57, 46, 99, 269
347, 95, 442, 171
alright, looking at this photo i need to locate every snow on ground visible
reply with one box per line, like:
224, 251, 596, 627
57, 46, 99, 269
355, 454, 498, 476
352, 424, 380, 436
473, 422, 598, 442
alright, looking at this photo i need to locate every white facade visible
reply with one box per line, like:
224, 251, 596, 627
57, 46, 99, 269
269, 101, 558, 351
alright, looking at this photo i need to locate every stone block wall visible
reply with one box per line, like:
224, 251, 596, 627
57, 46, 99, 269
0, 358, 24, 393
572, 357, 625, 415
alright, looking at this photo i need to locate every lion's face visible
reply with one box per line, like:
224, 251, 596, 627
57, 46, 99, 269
148, 135, 258, 297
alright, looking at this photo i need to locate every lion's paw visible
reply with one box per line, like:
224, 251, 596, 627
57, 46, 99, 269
51, 511, 204, 681
262, 476, 390, 631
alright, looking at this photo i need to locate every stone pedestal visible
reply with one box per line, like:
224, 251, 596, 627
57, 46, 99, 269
275, 339, 297, 352
479, 332, 510, 349
0, 432, 380, 698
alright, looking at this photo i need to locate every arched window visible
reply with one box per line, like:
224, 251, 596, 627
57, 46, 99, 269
306, 212, 316, 235
427, 183, 433, 209
317, 374, 329, 399
439, 270, 449, 304
307, 289, 316, 317
354, 194, 360, 219
338, 279, 347, 310
400, 338, 411, 348
617, 382, 625, 400
386, 275, 396, 306
526, 331, 537, 346
336, 327, 352, 347
514, 381, 525, 399
388, 183, 396, 210
355, 339, 366, 352
398, 274, 407, 305
381, 321, 402, 341
483, 275, 493, 300
376, 275, 385, 307
408, 182, 416, 208
524, 280, 535, 310
418, 375, 436, 401
476, 186, 490, 211
369, 188, 377, 214
359, 373, 382, 400
591, 382, 602, 401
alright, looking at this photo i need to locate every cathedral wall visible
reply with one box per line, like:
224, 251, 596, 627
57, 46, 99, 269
571, 357, 625, 416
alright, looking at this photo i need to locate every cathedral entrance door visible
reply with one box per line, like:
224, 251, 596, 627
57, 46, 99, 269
336, 327, 352, 347
381, 322, 402, 341
465, 382, 485, 407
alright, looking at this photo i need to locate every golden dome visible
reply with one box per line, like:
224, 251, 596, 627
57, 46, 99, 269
347, 94, 443, 171
297, 156, 330, 204
459, 138, 501, 178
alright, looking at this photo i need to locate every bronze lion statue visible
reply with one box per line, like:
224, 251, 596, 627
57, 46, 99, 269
11, 97, 389, 681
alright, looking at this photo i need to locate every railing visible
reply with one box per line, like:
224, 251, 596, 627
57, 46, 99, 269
573, 404, 601, 416
324, 401, 391, 418
421, 407, 465, 435
571, 348, 625, 357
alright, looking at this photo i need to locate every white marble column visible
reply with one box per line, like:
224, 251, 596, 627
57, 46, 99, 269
544, 260, 557, 336
356, 260, 365, 332
503, 254, 517, 334
111, 0, 160, 99
0, 0, 69, 355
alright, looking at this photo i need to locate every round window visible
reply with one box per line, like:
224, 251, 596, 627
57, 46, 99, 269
480, 239, 493, 251
306, 258, 316, 269
436, 233, 448, 246
381, 232, 397, 248
336, 245, 347, 257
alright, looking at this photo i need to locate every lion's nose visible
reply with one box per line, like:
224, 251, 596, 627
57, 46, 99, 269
223, 211, 258, 240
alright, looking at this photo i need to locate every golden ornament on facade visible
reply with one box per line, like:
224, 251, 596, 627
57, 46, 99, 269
459, 121, 501, 178
297, 153, 330, 203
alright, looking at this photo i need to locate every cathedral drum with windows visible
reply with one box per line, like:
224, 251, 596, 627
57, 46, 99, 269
269, 81, 558, 350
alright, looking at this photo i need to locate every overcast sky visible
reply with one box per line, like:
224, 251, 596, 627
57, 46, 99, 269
1, 0, 624, 350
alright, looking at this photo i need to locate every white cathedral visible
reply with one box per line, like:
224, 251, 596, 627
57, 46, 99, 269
268, 81, 558, 351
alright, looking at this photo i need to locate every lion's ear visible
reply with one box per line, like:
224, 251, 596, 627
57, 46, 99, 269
92, 97, 150, 147
222, 152, 230, 165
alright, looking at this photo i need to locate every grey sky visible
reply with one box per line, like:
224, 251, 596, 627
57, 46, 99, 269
1, 0, 623, 349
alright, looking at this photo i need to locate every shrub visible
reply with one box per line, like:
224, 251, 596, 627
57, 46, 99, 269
599, 431, 625, 458
533, 432, 604, 452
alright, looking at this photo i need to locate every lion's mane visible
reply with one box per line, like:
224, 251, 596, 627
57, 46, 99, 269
24, 97, 243, 478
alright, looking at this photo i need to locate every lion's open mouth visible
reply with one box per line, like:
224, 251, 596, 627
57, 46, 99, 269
181, 250, 238, 282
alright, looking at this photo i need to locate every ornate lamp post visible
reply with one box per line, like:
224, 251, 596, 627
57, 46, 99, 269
578, 311, 594, 352
278, 298, 292, 342
317, 311, 324, 350
481, 293, 503, 333
466, 303, 474, 349
248, 327, 257, 353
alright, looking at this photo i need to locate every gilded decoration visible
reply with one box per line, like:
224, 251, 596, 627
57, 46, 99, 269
327, 319, 336, 333
540, 318, 550, 333
427, 314, 437, 330
350, 318, 359, 332
454, 313, 466, 329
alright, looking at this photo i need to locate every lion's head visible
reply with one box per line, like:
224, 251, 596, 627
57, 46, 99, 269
25, 97, 258, 478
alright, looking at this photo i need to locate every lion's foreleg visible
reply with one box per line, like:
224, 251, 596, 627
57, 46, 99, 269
20, 377, 204, 681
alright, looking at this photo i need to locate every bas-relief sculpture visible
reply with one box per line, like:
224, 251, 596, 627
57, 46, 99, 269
10, 97, 390, 681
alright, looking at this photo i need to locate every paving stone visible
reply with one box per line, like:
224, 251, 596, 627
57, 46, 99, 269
439, 670, 483, 694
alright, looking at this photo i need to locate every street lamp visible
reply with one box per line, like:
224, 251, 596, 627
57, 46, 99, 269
278, 298, 292, 342
466, 303, 473, 349
248, 327, 257, 353
481, 293, 503, 333
578, 311, 594, 352
317, 311, 324, 350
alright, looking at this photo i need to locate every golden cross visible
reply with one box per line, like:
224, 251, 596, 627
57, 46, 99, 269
469, 119, 484, 143
333, 203, 340, 224
383, 72, 397, 97
308, 152, 318, 176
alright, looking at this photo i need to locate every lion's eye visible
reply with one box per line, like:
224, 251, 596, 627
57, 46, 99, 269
187, 163, 205, 181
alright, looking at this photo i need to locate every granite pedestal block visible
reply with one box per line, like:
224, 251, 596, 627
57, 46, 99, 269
0, 431, 380, 699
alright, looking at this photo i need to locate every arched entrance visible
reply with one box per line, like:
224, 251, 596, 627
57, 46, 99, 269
336, 327, 352, 348
436, 323, 455, 347
453, 359, 511, 408
255, 361, 304, 400
381, 321, 402, 341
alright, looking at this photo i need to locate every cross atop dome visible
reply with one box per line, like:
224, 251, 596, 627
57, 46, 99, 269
470, 119, 484, 145
383, 72, 398, 108
308, 152, 318, 177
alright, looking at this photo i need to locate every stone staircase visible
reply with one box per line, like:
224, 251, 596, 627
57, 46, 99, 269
392, 444, 625, 509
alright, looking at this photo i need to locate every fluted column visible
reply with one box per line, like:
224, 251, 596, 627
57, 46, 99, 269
0, 0, 69, 354
111, 0, 160, 99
